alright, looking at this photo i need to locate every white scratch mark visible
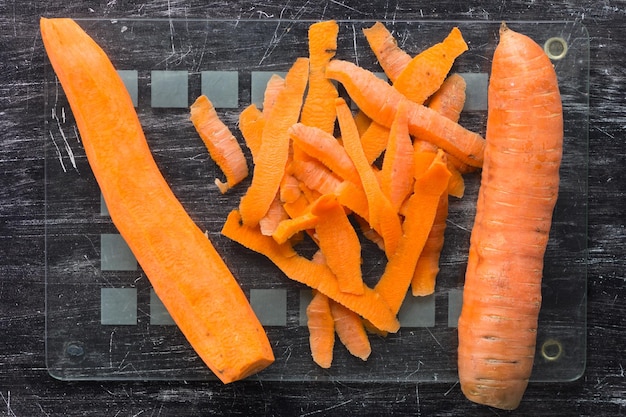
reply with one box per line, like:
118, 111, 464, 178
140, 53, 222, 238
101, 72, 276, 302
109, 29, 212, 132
415, 384, 421, 416
299, 399, 353, 416
425, 327, 444, 349
52, 107, 78, 172
131, 410, 145, 417
49, 131, 67, 173
329, 0, 364, 14
446, 218, 470, 232
0, 391, 16, 417
444, 381, 459, 396
37, 402, 51, 416
352, 24, 359, 67
167, 0, 175, 55
109, 330, 116, 368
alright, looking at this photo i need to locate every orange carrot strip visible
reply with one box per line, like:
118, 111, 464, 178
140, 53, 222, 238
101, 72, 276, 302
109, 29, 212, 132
279, 172, 302, 203
359, 121, 390, 165
326, 59, 485, 167
190, 95, 249, 194
272, 210, 319, 245
457, 24, 563, 410
393, 27, 468, 104
336, 98, 402, 258
362, 21, 412, 83
238, 104, 264, 162
40, 17, 274, 384
282, 192, 311, 219
335, 180, 369, 222
353, 110, 372, 137
374, 150, 451, 315
262, 73, 286, 117
380, 99, 415, 212
306, 290, 335, 368
239, 58, 309, 226
290, 157, 343, 196
311, 194, 364, 295
301, 20, 339, 134
289, 123, 361, 185
259, 193, 290, 236
411, 189, 448, 296
427, 73, 467, 122
330, 300, 371, 361
222, 210, 400, 333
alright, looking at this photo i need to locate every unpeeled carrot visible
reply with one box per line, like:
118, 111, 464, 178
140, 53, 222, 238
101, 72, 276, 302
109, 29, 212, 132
239, 58, 309, 226
457, 23, 563, 410
40, 17, 274, 383
190, 95, 249, 194
326, 59, 485, 167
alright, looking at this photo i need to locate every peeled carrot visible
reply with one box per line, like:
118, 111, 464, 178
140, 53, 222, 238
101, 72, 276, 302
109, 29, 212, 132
311, 194, 364, 295
40, 17, 274, 383
306, 290, 335, 368
190, 95, 249, 194
301, 20, 339, 134
326, 59, 485, 167
222, 210, 400, 333
457, 23, 563, 410
362, 22, 412, 83
239, 58, 309, 226
392, 27, 468, 104
336, 98, 402, 258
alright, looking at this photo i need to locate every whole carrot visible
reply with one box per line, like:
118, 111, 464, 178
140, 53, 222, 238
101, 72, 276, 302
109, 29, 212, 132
457, 23, 563, 410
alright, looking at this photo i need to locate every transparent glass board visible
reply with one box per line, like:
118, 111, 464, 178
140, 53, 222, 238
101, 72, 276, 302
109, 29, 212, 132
44, 19, 588, 382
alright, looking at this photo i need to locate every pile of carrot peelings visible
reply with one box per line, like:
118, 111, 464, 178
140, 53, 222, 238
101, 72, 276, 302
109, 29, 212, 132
191, 20, 485, 368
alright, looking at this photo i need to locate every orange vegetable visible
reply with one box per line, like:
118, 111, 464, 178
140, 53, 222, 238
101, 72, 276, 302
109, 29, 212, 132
374, 150, 451, 316
222, 210, 400, 333
238, 104, 264, 162
262, 74, 286, 116
336, 97, 402, 258
392, 27, 468, 104
362, 22, 412, 83
326, 59, 485, 167
289, 123, 360, 186
330, 300, 371, 361
457, 23, 563, 410
239, 58, 309, 226
301, 20, 339, 134
311, 194, 364, 295
190, 95, 249, 194
306, 290, 335, 368
379, 99, 415, 212
40, 17, 274, 383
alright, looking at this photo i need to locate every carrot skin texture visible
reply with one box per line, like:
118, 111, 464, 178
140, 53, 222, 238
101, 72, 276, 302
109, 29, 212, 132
325, 60, 485, 167
190, 95, 249, 194
239, 58, 309, 226
40, 17, 274, 383
457, 24, 563, 410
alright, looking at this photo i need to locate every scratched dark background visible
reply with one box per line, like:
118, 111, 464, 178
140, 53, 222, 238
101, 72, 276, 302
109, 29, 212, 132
1, 1, 624, 416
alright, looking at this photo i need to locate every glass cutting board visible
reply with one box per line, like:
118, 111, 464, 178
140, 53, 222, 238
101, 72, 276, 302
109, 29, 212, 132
44, 19, 588, 382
